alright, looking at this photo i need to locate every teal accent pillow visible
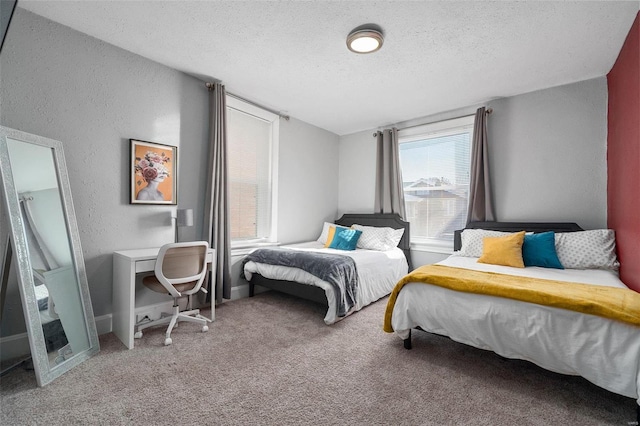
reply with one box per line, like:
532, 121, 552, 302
328, 228, 362, 251
522, 231, 564, 269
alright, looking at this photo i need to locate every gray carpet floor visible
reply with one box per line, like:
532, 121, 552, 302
1, 291, 637, 425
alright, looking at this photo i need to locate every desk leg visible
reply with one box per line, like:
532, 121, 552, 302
209, 269, 215, 322
112, 256, 135, 349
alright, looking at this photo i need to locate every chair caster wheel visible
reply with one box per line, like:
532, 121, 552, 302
202, 325, 209, 332
164, 337, 172, 346
134, 331, 143, 339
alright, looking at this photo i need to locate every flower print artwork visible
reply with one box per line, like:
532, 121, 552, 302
136, 151, 170, 183
130, 140, 177, 205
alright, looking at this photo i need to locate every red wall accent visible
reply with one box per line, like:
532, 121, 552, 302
607, 12, 640, 292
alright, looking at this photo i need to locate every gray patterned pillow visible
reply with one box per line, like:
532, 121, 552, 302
457, 229, 514, 257
554, 230, 620, 270
351, 224, 403, 251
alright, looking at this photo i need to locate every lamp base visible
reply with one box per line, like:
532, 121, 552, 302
172, 217, 178, 243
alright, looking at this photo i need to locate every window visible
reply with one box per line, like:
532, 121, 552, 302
226, 96, 279, 248
398, 115, 474, 250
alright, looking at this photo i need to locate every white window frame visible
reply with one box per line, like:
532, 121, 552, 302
398, 115, 475, 254
226, 96, 279, 250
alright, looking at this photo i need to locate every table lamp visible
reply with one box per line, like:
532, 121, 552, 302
174, 208, 194, 242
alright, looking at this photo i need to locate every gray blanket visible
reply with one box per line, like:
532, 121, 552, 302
245, 248, 358, 317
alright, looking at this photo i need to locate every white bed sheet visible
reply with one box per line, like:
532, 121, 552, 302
244, 241, 408, 324
391, 256, 640, 403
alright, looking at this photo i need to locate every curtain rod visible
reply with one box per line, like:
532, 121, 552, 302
372, 108, 493, 137
205, 82, 290, 121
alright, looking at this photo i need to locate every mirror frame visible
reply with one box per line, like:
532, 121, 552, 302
0, 126, 99, 386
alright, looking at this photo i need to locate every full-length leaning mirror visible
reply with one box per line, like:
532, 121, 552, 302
0, 126, 99, 386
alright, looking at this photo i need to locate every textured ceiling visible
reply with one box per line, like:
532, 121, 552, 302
18, 1, 640, 136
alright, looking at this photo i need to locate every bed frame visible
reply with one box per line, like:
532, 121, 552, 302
453, 221, 583, 251
407, 221, 583, 349
409, 220, 640, 422
248, 213, 411, 305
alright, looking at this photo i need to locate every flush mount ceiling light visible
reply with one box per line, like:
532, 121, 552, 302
346, 25, 384, 54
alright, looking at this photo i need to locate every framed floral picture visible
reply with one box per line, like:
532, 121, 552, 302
130, 139, 177, 205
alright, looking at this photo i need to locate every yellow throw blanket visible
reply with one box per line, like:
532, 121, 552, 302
383, 264, 640, 332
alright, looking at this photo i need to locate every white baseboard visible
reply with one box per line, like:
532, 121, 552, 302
103, 291, 256, 329
133, 301, 176, 322
0, 332, 30, 362
227, 283, 268, 302
0, 313, 114, 362
95, 313, 112, 336
1, 289, 261, 360
230, 284, 249, 300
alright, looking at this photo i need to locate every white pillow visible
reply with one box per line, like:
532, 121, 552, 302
351, 224, 404, 251
388, 228, 405, 247
457, 229, 514, 257
317, 222, 348, 245
554, 230, 620, 270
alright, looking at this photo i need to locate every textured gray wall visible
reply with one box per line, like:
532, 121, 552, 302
278, 117, 340, 243
0, 9, 339, 336
338, 77, 608, 266
487, 78, 607, 229
0, 8, 209, 332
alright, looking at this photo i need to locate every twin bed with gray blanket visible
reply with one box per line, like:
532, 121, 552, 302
243, 213, 410, 324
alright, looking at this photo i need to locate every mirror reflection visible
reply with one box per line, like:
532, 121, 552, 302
1, 126, 98, 386
6, 138, 90, 367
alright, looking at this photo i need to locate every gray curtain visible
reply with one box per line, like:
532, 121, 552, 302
466, 107, 495, 223
374, 128, 406, 219
203, 82, 232, 303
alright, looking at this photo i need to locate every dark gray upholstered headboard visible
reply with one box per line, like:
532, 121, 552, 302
335, 213, 412, 270
453, 221, 584, 252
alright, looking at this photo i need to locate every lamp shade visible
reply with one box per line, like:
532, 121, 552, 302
177, 208, 193, 227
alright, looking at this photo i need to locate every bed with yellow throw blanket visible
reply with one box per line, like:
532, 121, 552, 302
386, 255, 640, 407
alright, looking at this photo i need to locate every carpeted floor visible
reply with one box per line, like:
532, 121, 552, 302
1, 291, 637, 425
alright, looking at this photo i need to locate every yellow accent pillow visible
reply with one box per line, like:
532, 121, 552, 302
324, 226, 337, 248
477, 231, 526, 268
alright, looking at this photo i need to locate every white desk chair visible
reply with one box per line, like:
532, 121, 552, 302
134, 241, 211, 345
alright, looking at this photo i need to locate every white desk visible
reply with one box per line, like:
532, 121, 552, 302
112, 247, 215, 349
